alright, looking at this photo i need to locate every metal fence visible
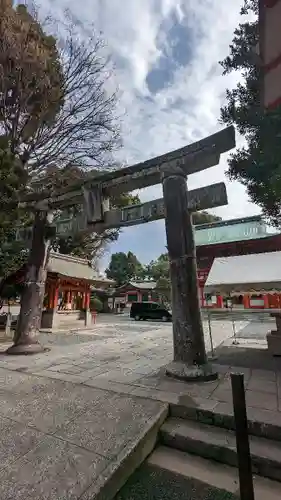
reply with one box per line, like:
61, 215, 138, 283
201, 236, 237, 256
203, 308, 276, 356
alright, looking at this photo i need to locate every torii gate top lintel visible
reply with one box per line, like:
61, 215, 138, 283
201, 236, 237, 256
22, 125, 235, 209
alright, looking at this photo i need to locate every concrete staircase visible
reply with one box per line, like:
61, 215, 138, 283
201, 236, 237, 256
115, 402, 281, 499
156, 402, 281, 497
160, 417, 281, 482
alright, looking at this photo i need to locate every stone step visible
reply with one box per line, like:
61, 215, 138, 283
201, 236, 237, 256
56, 320, 85, 328
56, 319, 82, 323
115, 448, 239, 499
81, 405, 169, 500
170, 401, 281, 441
160, 417, 281, 483
145, 446, 281, 500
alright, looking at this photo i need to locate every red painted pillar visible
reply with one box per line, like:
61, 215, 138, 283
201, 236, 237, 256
243, 295, 250, 309
85, 291, 90, 309
263, 294, 269, 309
46, 286, 50, 309
217, 295, 223, 308
53, 287, 59, 309
199, 288, 204, 307
49, 285, 55, 309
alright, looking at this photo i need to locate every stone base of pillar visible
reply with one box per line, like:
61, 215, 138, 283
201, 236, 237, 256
267, 331, 281, 356
6, 338, 45, 355
84, 309, 92, 327
165, 361, 218, 382
267, 313, 281, 356
41, 309, 59, 330
5, 313, 12, 337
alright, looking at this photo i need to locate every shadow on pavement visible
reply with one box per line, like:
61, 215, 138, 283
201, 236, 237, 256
115, 463, 237, 500
214, 344, 281, 371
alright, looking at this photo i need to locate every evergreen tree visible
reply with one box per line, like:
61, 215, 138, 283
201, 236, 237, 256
105, 252, 144, 286
220, 0, 281, 226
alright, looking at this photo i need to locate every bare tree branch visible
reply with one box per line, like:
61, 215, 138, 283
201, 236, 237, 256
0, 2, 121, 179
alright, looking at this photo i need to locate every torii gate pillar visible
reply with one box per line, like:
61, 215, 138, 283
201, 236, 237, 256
162, 165, 217, 381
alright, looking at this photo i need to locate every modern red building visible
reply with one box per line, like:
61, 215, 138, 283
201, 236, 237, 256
196, 215, 281, 309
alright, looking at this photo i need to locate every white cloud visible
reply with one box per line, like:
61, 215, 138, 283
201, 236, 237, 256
39, 0, 259, 265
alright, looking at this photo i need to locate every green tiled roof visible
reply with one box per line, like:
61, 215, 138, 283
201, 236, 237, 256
129, 281, 157, 290
194, 216, 277, 246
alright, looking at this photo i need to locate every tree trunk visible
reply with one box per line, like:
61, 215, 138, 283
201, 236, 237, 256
162, 167, 217, 381
7, 209, 53, 355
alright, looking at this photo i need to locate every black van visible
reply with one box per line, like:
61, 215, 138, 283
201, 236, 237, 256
130, 301, 172, 322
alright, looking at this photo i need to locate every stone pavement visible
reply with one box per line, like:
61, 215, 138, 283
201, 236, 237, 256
236, 319, 274, 340
0, 376, 167, 500
0, 316, 278, 499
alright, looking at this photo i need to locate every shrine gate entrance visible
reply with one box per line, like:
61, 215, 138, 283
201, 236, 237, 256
11, 126, 236, 382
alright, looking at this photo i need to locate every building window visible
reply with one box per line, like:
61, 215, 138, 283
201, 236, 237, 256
250, 294, 264, 307
127, 293, 138, 303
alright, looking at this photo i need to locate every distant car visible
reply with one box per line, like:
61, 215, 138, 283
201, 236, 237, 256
130, 301, 172, 322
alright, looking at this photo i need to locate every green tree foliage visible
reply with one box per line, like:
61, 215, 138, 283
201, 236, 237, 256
0, 137, 30, 278
155, 276, 171, 306
220, 0, 281, 226
146, 254, 170, 282
126, 251, 144, 281
0, 242, 28, 279
145, 256, 171, 305
89, 296, 103, 313
0, 1, 64, 167
0, 138, 26, 241
105, 251, 144, 286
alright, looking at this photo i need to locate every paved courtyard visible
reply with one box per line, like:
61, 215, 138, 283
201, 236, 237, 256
236, 319, 274, 340
0, 315, 280, 499
1, 312, 249, 359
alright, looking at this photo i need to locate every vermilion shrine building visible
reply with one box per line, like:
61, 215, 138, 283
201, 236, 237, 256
112, 281, 157, 307
196, 215, 281, 309
113, 215, 281, 310
2, 252, 114, 329
42, 253, 114, 328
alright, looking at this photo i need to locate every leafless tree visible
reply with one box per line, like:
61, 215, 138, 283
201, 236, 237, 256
0, 2, 123, 354
0, 2, 121, 179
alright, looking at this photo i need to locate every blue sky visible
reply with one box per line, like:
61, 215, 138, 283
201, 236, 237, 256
41, 0, 259, 268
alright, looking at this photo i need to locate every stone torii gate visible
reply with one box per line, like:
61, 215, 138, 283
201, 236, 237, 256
9, 126, 236, 382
